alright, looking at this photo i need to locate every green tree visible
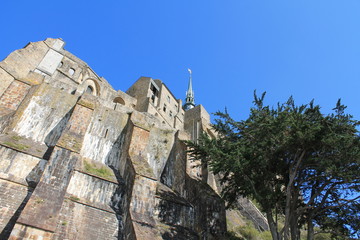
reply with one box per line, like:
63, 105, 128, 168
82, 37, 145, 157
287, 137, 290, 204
186, 92, 360, 240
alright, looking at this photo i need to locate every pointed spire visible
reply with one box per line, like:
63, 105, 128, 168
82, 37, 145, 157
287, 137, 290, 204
184, 68, 195, 110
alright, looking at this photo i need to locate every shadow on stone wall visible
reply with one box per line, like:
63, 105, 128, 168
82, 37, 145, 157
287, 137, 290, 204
105, 117, 135, 240
0, 104, 78, 239
159, 132, 227, 240
106, 132, 127, 240
185, 176, 227, 240
44, 105, 76, 149
161, 225, 199, 240
0, 188, 33, 239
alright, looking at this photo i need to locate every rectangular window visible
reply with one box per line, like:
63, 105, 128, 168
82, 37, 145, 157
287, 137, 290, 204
163, 104, 167, 112
169, 111, 173, 118
167, 96, 170, 103
150, 84, 158, 96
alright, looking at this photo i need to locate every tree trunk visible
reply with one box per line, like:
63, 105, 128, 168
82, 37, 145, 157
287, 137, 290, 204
290, 189, 300, 240
266, 210, 282, 240
290, 214, 300, 240
283, 200, 291, 240
307, 220, 314, 240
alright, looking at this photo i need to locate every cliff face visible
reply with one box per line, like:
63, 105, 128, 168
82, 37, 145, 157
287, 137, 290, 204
0, 39, 227, 239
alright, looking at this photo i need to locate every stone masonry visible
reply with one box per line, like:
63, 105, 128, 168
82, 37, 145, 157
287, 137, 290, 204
0, 38, 229, 240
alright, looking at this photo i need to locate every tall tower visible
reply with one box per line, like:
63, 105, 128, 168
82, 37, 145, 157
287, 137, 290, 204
184, 68, 195, 110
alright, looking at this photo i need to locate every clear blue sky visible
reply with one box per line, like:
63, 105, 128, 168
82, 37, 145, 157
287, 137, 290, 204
2, 0, 360, 121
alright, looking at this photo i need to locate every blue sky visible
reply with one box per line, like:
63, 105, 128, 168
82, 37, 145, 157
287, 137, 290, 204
2, 0, 360, 121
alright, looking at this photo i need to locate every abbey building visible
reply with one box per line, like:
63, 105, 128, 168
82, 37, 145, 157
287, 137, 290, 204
0, 38, 225, 240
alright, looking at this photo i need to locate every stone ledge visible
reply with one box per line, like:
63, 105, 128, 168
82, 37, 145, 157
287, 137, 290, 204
156, 183, 192, 207
0, 177, 35, 189
74, 166, 118, 184
0, 132, 48, 159
17, 71, 45, 86
57, 133, 82, 153
65, 194, 116, 214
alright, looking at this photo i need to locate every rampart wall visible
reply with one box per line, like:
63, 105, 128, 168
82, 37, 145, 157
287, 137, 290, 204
0, 38, 227, 240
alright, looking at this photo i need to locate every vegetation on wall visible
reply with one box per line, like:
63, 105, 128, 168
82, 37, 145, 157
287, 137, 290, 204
83, 160, 114, 181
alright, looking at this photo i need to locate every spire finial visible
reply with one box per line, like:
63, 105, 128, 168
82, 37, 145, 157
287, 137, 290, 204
184, 68, 195, 110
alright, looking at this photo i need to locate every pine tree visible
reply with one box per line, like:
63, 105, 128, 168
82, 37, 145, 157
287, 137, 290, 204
186, 92, 360, 240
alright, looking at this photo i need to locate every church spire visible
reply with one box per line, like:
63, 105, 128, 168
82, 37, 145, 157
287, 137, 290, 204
184, 68, 195, 110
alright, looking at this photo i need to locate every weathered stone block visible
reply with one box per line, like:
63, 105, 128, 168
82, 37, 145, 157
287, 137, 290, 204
0, 146, 46, 186
53, 200, 118, 240
0, 80, 31, 111
160, 132, 187, 196
37, 49, 63, 75
44, 38, 65, 51
9, 223, 53, 240
57, 100, 94, 152
0, 132, 48, 158
128, 125, 155, 178
11, 83, 78, 143
0, 41, 49, 80
0, 67, 14, 97
17, 148, 79, 232
0, 180, 32, 239
146, 127, 175, 179
155, 184, 195, 230
56, 55, 83, 82
66, 170, 118, 211
80, 107, 129, 165
18, 71, 45, 86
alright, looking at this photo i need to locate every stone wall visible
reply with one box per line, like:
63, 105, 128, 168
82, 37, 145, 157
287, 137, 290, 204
0, 39, 228, 240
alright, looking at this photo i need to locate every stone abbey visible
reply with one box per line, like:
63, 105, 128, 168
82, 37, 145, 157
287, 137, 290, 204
0, 39, 267, 239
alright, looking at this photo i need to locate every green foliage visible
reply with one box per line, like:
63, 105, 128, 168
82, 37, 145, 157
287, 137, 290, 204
83, 161, 114, 180
3, 141, 29, 151
225, 231, 243, 240
69, 196, 80, 202
237, 225, 260, 240
35, 197, 45, 204
11, 135, 22, 141
228, 222, 273, 240
3, 135, 29, 151
236, 225, 270, 240
314, 232, 332, 240
259, 231, 273, 240
186, 92, 360, 240
226, 227, 272, 240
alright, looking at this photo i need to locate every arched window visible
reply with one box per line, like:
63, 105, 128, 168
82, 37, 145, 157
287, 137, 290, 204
86, 86, 94, 94
113, 97, 125, 105
69, 68, 75, 76
81, 79, 100, 96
